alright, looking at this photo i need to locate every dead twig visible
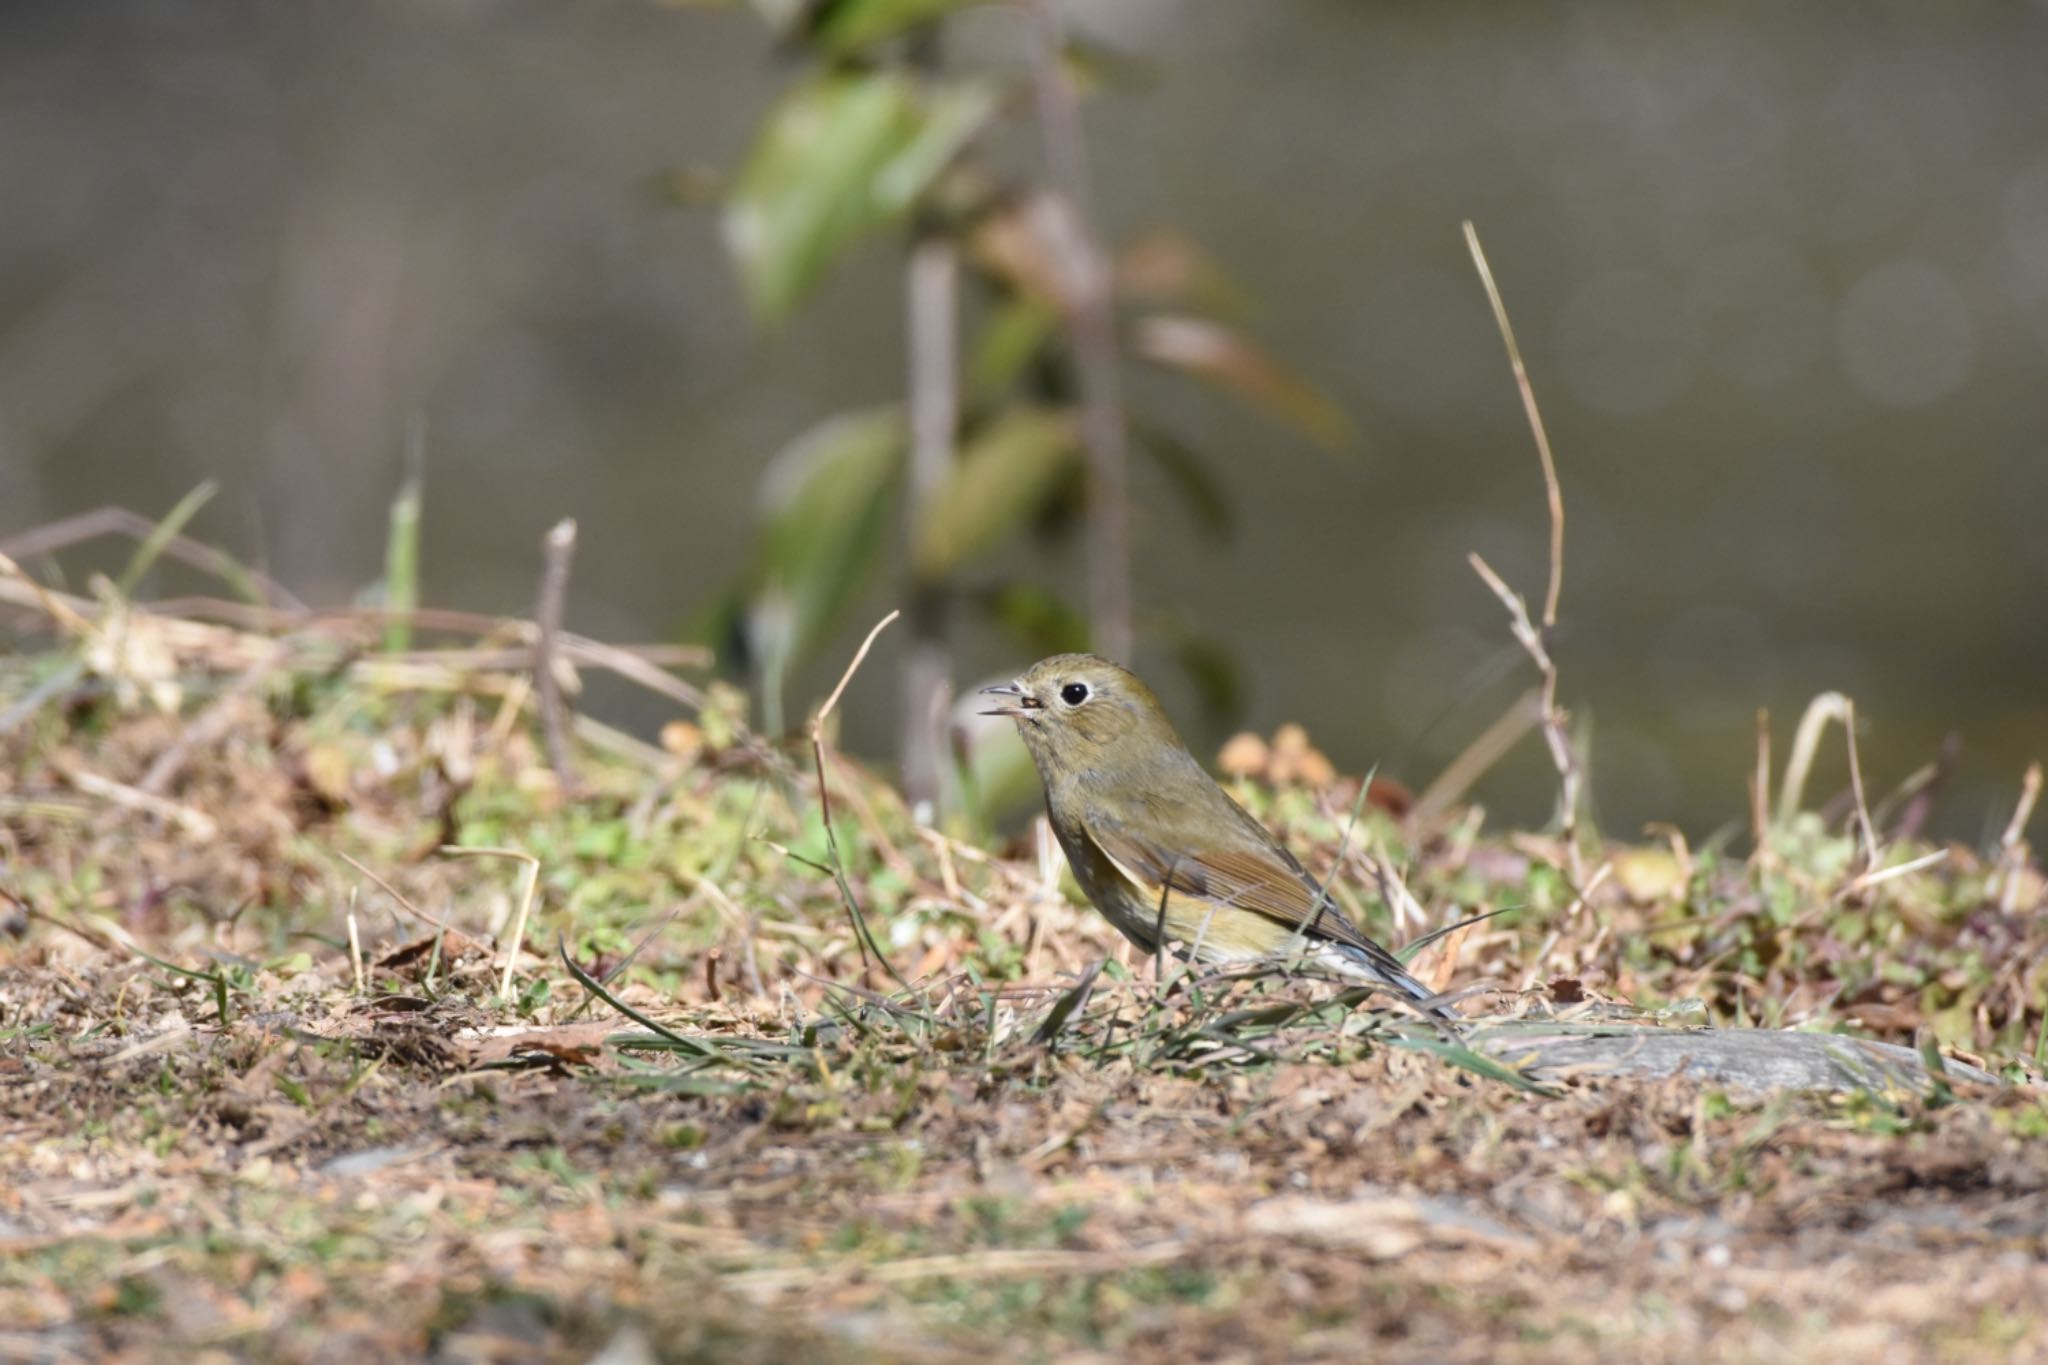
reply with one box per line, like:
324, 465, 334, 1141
1993, 760, 2043, 914
60, 763, 218, 840
0, 505, 304, 610
1464, 221, 1564, 630
1462, 222, 1579, 881
1468, 553, 1581, 881
336, 851, 456, 936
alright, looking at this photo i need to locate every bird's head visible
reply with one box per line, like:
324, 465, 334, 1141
979, 653, 1185, 779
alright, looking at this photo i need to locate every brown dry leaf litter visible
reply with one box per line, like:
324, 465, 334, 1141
2, 570, 2046, 1361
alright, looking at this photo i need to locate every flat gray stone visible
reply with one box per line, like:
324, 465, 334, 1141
1469, 1022, 2001, 1093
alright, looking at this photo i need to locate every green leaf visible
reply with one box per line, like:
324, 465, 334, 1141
1134, 314, 1360, 453
811, 0, 984, 55
724, 73, 996, 323
913, 406, 1079, 580
752, 406, 906, 665
968, 295, 1059, 404
875, 81, 995, 211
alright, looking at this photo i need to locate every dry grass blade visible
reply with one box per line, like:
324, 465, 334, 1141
2000, 761, 2042, 856
0, 504, 302, 609
1777, 691, 1850, 826
809, 609, 916, 995
61, 764, 218, 839
336, 851, 457, 935
1750, 706, 1772, 862
1463, 221, 1564, 629
1841, 848, 1950, 897
440, 845, 543, 999
1461, 222, 1582, 887
1842, 696, 1880, 876
9, 485, 2048, 1363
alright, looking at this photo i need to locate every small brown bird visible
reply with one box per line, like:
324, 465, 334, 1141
983, 653, 1441, 1011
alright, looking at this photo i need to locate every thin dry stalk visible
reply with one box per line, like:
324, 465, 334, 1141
811, 610, 913, 990
1468, 553, 1582, 880
61, 763, 218, 840
148, 597, 706, 679
1749, 708, 1772, 863
347, 904, 366, 994
0, 551, 97, 637
337, 851, 456, 935
1461, 223, 1578, 878
824, 747, 924, 888
1522, 861, 1614, 989
534, 518, 579, 789
1999, 761, 2042, 856
0, 505, 305, 610
1994, 761, 2043, 913
1024, 0, 1131, 661
1463, 222, 1564, 629
1841, 848, 1949, 898
1365, 853, 1431, 938
441, 846, 542, 999
816, 611, 900, 740
1841, 696, 1880, 876
1776, 692, 1850, 827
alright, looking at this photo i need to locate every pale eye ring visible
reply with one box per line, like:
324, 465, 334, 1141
1059, 682, 1089, 706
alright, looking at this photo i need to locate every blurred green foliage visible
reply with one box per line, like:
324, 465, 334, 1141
702, 0, 1355, 790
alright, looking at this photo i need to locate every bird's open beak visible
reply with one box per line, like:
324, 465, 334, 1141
978, 681, 1039, 719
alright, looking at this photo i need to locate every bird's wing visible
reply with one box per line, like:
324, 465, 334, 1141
1085, 812, 1413, 982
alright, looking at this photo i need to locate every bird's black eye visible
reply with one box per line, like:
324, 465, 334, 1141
1059, 682, 1090, 706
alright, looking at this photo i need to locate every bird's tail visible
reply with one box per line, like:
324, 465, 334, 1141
1328, 940, 1453, 1019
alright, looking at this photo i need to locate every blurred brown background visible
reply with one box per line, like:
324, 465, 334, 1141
4, 0, 2044, 838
